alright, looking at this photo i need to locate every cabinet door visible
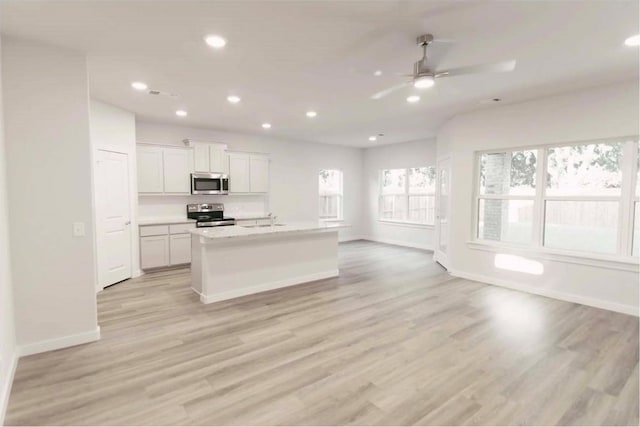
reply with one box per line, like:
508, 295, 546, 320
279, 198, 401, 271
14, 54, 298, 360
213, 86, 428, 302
228, 153, 250, 193
249, 155, 269, 193
163, 148, 191, 193
193, 144, 210, 172
137, 146, 164, 193
140, 235, 170, 269
209, 147, 228, 173
169, 233, 191, 265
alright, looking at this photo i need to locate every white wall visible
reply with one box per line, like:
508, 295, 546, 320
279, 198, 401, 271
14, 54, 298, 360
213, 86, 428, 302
2, 37, 99, 354
362, 139, 437, 250
90, 99, 140, 278
136, 121, 365, 240
437, 80, 640, 315
0, 36, 17, 426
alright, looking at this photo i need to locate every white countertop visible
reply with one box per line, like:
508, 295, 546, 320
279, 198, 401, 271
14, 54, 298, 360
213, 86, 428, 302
190, 221, 348, 241
233, 214, 271, 220
138, 217, 196, 226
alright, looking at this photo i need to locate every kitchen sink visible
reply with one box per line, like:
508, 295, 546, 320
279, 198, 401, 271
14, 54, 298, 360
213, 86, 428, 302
241, 224, 287, 228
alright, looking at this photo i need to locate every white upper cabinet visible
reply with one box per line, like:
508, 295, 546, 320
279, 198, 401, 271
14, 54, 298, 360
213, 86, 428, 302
193, 144, 210, 172
137, 146, 164, 193
228, 151, 269, 194
210, 148, 228, 174
137, 145, 192, 194
190, 141, 228, 174
249, 154, 269, 193
228, 152, 251, 193
137, 143, 267, 196
163, 148, 191, 193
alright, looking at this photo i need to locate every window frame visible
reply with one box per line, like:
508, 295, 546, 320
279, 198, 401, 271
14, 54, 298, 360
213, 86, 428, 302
378, 166, 436, 227
476, 148, 539, 247
471, 136, 640, 264
318, 169, 344, 221
629, 142, 640, 256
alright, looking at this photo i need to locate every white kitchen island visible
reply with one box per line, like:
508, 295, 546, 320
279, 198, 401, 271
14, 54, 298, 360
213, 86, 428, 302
189, 222, 347, 304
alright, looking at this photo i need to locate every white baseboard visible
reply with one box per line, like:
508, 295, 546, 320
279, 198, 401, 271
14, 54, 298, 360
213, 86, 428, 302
132, 269, 143, 278
18, 327, 101, 357
0, 350, 18, 425
339, 235, 367, 242
449, 269, 639, 317
196, 269, 340, 304
362, 236, 434, 252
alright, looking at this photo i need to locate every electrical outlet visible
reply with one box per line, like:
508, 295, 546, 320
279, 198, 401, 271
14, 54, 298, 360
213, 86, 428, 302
72, 222, 85, 237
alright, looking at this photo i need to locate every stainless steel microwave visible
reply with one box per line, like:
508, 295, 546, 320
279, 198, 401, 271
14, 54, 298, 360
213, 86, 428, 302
190, 173, 229, 195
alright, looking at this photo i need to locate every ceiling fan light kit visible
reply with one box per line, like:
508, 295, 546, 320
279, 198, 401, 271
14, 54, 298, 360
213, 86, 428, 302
371, 33, 516, 100
413, 75, 435, 88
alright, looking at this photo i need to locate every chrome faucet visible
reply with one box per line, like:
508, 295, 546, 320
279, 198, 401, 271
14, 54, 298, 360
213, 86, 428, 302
268, 212, 277, 226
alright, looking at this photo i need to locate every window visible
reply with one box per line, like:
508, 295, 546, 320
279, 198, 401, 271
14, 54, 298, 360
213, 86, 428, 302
544, 142, 622, 254
478, 150, 537, 244
379, 167, 435, 225
319, 169, 343, 220
474, 138, 639, 258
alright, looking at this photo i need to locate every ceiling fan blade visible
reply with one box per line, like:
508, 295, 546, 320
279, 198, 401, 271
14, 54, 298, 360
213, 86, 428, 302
371, 82, 411, 100
435, 60, 516, 78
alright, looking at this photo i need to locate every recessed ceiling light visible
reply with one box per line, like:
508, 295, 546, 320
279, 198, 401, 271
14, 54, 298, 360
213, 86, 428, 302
306, 111, 317, 118
369, 136, 377, 141
414, 75, 435, 89
227, 95, 241, 103
175, 110, 187, 117
373, 70, 383, 76
625, 34, 640, 47
406, 95, 420, 103
262, 123, 272, 129
131, 81, 148, 91
204, 35, 227, 48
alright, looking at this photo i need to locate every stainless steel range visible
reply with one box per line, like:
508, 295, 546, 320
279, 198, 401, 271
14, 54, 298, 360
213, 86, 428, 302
186, 203, 236, 228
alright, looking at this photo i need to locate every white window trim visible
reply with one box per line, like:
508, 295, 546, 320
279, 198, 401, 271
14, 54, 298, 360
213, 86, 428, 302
467, 240, 639, 272
471, 135, 639, 261
379, 167, 436, 226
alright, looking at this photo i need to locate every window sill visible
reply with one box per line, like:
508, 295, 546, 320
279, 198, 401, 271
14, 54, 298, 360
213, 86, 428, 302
467, 240, 639, 272
377, 220, 434, 229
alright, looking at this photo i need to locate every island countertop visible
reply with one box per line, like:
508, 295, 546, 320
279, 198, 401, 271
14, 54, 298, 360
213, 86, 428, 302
189, 221, 348, 241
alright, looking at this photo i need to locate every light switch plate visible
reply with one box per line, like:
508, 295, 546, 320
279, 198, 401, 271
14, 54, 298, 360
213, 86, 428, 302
72, 222, 85, 237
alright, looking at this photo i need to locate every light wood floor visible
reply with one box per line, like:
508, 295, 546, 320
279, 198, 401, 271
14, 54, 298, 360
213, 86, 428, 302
5, 241, 639, 426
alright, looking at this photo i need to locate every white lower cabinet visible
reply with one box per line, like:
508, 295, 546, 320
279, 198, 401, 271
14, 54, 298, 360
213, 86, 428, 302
170, 234, 191, 265
140, 235, 170, 269
139, 223, 195, 270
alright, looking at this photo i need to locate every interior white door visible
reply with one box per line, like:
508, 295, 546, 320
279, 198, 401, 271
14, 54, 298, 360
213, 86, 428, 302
435, 156, 451, 269
96, 149, 132, 289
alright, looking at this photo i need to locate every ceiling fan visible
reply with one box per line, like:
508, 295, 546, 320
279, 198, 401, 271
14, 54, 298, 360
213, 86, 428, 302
371, 34, 516, 100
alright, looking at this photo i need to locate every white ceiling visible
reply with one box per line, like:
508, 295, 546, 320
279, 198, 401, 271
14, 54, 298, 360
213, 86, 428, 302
1, 1, 638, 147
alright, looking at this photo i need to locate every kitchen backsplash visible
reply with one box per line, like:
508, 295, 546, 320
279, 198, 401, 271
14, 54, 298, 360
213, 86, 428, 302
138, 194, 268, 218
